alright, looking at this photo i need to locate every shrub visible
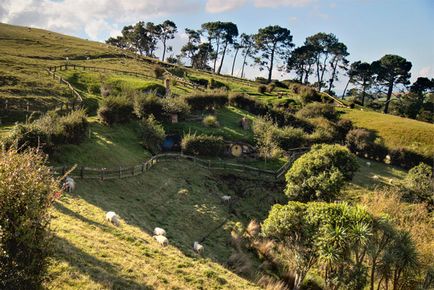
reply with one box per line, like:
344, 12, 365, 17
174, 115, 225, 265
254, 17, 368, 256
276, 126, 306, 150
336, 118, 353, 141
403, 163, 433, 207
258, 85, 267, 94
203, 115, 219, 127
266, 83, 276, 93
255, 77, 268, 84
253, 116, 284, 159
181, 133, 225, 156
161, 96, 190, 119
140, 115, 165, 154
307, 117, 340, 144
208, 78, 228, 90
296, 103, 337, 120
153, 65, 165, 79
285, 144, 359, 201
270, 80, 289, 89
228, 94, 267, 115
389, 147, 430, 169
184, 92, 228, 111
299, 88, 322, 105
0, 149, 60, 289
57, 109, 88, 144
167, 67, 185, 78
3, 123, 53, 153
98, 95, 133, 125
142, 84, 166, 97
188, 76, 209, 87
133, 92, 163, 120
345, 128, 388, 160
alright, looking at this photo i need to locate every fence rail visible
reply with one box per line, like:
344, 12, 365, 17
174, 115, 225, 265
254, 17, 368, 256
51, 150, 309, 181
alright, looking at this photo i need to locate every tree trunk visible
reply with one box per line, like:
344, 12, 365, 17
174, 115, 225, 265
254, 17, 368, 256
319, 53, 329, 91
162, 40, 166, 62
217, 41, 228, 75
240, 45, 251, 78
267, 46, 276, 83
370, 258, 377, 290
328, 58, 338, 94
231, 47, 240, 76
213, 38, 220, 73
316, 57, 321, 90
342, 77, 351, 99
383, 80, 394, 114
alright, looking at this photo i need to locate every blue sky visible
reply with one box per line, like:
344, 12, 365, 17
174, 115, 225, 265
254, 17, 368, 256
1, 0, 433, 91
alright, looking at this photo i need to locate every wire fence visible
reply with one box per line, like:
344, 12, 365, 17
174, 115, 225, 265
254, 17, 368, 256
51, 149, 309, 181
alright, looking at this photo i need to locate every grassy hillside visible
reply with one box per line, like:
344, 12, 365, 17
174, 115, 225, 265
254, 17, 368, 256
339, 108, 434, 157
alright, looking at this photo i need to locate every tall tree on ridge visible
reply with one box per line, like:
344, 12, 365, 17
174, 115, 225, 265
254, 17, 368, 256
287, 44, 316, 84
254, 25, 293, 83
230, 39, 241, 76
327, 41, 349, 94
156, 20, 177, 62
371, 54, 412, 114
239, 33, 255, 78
216, 22, 238, 75
349, 61, 374, 106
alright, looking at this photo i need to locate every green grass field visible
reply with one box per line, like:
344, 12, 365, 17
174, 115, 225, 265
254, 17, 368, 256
339, 108, 434, 157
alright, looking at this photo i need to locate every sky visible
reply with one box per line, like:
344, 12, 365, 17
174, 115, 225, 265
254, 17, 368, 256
0, 0, 433, 93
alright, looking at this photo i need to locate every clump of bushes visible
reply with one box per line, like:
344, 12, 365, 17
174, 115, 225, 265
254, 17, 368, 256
181, 133, 225, 156
299, 87, 322, 105
167, 67, 185, 78
3, 110, 88, 152
202, 115, 219, 127
153, 65, 165, 79
188, 76, 209, 88
0, 148, 60, 289
258, 85, 267, 94
98, 95, 133, 125
184, 91, 228, 111
296, 103, 337, 120
285, 144, 359, 201
266, 83, 275, 93
276, 126, 306, 150
255, 77, 268, 84
160, 96, 191, 120
208, 78, 228, 90
402, 163, 433, 207
307, 117, 340, 144
140, 115, 165, 154
345, 128, 388, 161
133, 92, 163, 120
388, 147, 430, 169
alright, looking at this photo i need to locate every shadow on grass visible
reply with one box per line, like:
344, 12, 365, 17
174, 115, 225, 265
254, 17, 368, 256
52, 235, 154, 289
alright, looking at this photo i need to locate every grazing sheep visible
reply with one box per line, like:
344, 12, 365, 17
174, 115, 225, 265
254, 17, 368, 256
193, 241, 204, 254
154, 235, 169, 246
221, 195, 232, 202
373, 175, 379, 180
389, 178, 394, 185
385, 155, 391, 161
153, 227, 166, 236
106, 211, 120, 226
62, 177, 75, 193
366, 162, 371, 167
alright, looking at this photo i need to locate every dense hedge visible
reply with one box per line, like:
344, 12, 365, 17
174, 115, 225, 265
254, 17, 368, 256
133, 93, 164, 120
184, 92, 228, 111
181, 133, 225, 156
98, 96, 133, 125
140, 115, 166, 154
296, 103, 337, 120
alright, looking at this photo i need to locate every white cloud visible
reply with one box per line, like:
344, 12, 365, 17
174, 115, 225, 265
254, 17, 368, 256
205, 0, 246, 13
0, 0, 200, 40
253, 0, 315, 8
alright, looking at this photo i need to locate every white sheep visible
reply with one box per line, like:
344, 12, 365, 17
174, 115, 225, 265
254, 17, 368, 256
153, 227, 166, 236
154, 235, 169, 246
193, 241, 204, 254
221, 195, 232, 202
389, 178, 394, 185
366, 162, 371, 167
106, 211, 120, 226
373, 175, 379, 180
62, 177, 75, 193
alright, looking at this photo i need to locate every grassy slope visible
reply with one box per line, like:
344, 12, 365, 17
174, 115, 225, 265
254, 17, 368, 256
339, 108, 434, 157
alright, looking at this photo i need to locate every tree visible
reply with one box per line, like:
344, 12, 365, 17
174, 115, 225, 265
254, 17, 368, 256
403, 162, 433, 206
180, 29, 213, 70
106, 35, 128, 50
202, 21, 239, 74
327, 41, 349, 94
230, 39, 241, 76
398, 77, 434, 119
349, 61, 374, 106
156, 20, 177, 62
305, 33, 340, 91
239, 33, 255, 78
371, 54, 412, 114
0, 149, 60, 289
284, 144, 358, 201
287, 44, 316, 84
254, 25, 293, 83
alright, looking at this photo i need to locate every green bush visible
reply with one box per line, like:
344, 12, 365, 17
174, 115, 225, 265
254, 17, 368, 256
208, 78, 228, 90
188, 76, 209, 87
161, 96, 190, 119
153, 65, 165, 79
202, 115, 219, 127
258, 85, 267, 94
167, 67, 185, 78
336, 118, 353, 140
142, 84, 166, 97
276, 126, 306, 150
403, 163, 433, 207
3, 123, 53, 153
266, 83, 276, 93
184, 92, 228, 111
296, 103, 337, 120
345, 128, 388, 161
285, 144, 359, 201
140, 115, 165, 154
252, 116, 284, 159
255, 77, 268, 84
299, 88, 322, 105
181, 133, 225, 156
133, 92, 163, 120
98, 95, 133, 125
0, 149, 60, 289
389, 147, 430, 169
307, 117, 340, 144
57, 109, 88, 144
